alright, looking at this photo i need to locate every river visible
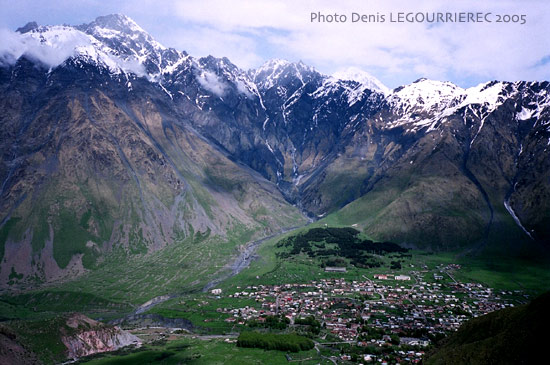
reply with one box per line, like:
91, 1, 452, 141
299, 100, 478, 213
123, 224, 306, 323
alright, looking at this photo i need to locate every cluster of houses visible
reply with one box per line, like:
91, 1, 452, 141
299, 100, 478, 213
211, 265, 519, 363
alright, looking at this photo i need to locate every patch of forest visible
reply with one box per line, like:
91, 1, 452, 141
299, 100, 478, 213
237, 331, 314, 352
276, 227, 407, 268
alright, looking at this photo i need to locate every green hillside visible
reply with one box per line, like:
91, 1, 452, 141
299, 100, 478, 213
426, 291, 550, 365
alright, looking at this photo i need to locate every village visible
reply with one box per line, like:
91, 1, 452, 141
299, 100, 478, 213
208, 263, 523, 363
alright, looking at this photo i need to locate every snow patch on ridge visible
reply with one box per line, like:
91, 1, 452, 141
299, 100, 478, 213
460, 82, 505, 112
517, 107, 534, 121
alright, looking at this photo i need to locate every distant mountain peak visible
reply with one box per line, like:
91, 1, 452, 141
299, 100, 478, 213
390, 78, 463, 106
253, 59, 319, 91
74, 14, 184, 76
79, 13, 165, 50
259, 58, 293, 69
86, 14, 145, 34
16, 21, 39, 34
412, 77, 428, 83
256, 58, 316, 74
332, 67, 390, 95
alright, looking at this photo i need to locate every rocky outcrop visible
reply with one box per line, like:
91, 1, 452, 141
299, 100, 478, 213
61, 313, 141, 360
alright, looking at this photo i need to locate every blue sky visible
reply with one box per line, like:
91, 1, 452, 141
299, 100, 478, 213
1, 0, 549, 88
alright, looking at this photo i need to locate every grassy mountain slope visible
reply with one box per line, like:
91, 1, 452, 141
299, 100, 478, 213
0, 61, 304, 289
314, 106, 549, 256
426, 291, 550, 365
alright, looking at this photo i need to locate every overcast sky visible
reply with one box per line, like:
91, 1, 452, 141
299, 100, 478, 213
1, 0, 549, 88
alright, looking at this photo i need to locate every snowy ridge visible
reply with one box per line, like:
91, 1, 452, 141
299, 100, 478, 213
3, 14, 549, 140
309, 74, 384, 107
385, 78, 464, 132
78, 14, 185, 78
384, 79, 550, 134
10, 24, 147, 76
1, 14, 185, 78
460, 81, 505, 112
1, 15, 258, 101
254, 62, 388, 107
389, 78, 464, 115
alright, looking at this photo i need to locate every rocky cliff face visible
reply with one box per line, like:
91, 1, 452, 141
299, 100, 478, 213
0, 14, 548, 288
62, 313, 141, 359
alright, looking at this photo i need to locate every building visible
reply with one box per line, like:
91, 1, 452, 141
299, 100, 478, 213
211, 288, 222, 295
325, 267, 347, 273
395, 275, 411, 281
400, 337, 430, 347
364, 354, 375, 362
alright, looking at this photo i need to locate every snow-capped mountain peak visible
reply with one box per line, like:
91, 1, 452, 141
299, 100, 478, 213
253, 59, 319, 90
386, 78, 466, 129
79, 14, 166, 52
382, 79, 548, 134
332, 67, 390, 95
15, 21, 39, 34
83, 14, 149, 37
255, 58, 316, 74
386, 79, 473, 131
77, 14, 186, 76
390, 78, 464, 110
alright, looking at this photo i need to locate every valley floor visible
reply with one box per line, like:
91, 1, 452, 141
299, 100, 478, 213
1, 226, 549, 364
78, 239, 547, 363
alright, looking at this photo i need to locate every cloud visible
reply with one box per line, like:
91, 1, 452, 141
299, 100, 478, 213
0, 28, 80, 68
0, 27, 146, 76
196, 69, 226, 96
161, 25, 263, 70
235, 79, 254, 98
166, 0, 550, 87
105, 54, 147, 77
172, 0, 303, 31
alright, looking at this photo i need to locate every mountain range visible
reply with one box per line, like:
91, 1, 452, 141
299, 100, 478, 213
1, 14, 549, 288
